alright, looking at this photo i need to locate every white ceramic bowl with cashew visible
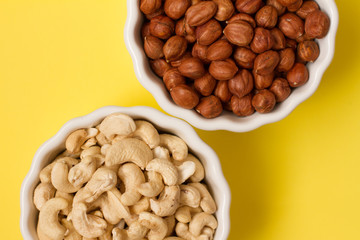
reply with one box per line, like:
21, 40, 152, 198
20, 106, 230, 240
124, 0, 339, 132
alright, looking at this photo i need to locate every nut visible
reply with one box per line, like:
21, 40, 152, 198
227, 13, 256, 28
277, 48, 295, 72
142, 22, 151, 39
213, 0, 235, 21
163, 68, 186, 91
287, 0, 303, 12
255, 5, 278, 29
192, 43, 210, 64
194, 73, 217, 96
223, 20, 254, 46
231, 94, 255, 117
195, 19, 222, 46
185, 1, 218, 27
195, 95, 223, 119
271, 28, 286, 50
233, 47, 256, 69
250, 27, 274, 54
228, 69, 254, 98
209, 59, 239, 81
279, 13, 304, 39
276, 0, 299, 7
269, 78, 291, 102
266, 0, 286, 15
305, 10, 330, 39
145, 7, 165, 20
252, 89, 276, 113
235, 0, 264, 14
178, 57, 206, 79
253, 70, 274, 89
296, 1, 319, 19
150, 58, 171, 77
170, 84, 200, 109
164, 0, 191, 20
150, 15, 175, 40
206, 40, 233, 61
163, 35, 188, 61
297, 40, 320, 62
287, 62, 309, 87
214, 80, 232, 102
254, 50, 280, 75
170, 51, 192, 67
144, 36, 164, 60
175, 18, 197, 43
140, 0, 162, 15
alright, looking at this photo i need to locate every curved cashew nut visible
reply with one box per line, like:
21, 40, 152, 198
201, 227, 214, 240
51, 162, 82, 193
99, 113, 136, 140
68, 156, 97, 188
34, 182, 56, 211
71, 202, 107, 238
152, 146, 171, 160
96, 131, 110, 146
80, 146, 104, 167
40, 157, 79, 183
150, 185, 180, 217
189, 212, 218, 236
38, 197, 68, 240
180, 185, 201, 208
130, 197, 150, 214
61, 218, 82, 240
165, 215, 176, 237
105, 138, 153, 169
146, 158, 178, 186
66, 128, 98, 154
176, 161, 196, 184
189, 183, 217, 214
137, 171, 164, 197
175, 222, 209, 240
81, 137, 97, 150
118, 163, 145, 206
185, 154, 205, 183
98, 223, 114, 240
132, 120, 160, 149
175, 206, 202, 223
55, 191, 74, 216
127, 221, 149, 240
160, 134, 188, 161
139, 212, 168, 240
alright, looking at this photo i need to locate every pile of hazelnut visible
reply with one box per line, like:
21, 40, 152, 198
140, 0, 330, 119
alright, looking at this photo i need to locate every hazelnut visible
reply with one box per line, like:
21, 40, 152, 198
224, 20, 254, 47
141, 22, 151, 39
266, 0, 286, 15
250, 28, 274, 54
277, 48, 295, 72
209, 59, 239, 81
150, 15, 175, 40
145, 7, 165, 20
163, 68, 186, 91
276, 0, 299, 7
212, 0, 235, 21
227, 13, 256, 28
214, 81, 232, 102
296, 1, 319, 19
255, 6, 278, 29
287, 0, 303, 12
252, 89, 276, 113
228, 69, 254, 98
178, 57, 206, 79
185, 1, 218, 27
271, 28, 286, 50
195, 95, 223, 118
140, 0, 162, 15
297, 40, 320, 62
150, 59, 171, 77
233, 47, 257, 69
305, 10, 330, 39
269, 78, 291, 102
196, 19, 223, 45
254, 50, 280, 76
279, 13, 304, 40
287, 63, 309, 87
176, 18, 197, 43
194, 73, 217, 96
253, 71, 275, 90
170, 84, 200, 109
192, 43, 210, 64
235, 0, 264, 14
164, 0, 191, 20
163, 36, 188, 61
231, 94, 255, 117
207, 40, 233, 61
170, 51, 192, 67
144, 36, 165, 60
295, 33, 313, 43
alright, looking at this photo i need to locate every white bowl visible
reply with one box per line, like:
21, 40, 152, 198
125, 0, 339, 132
20, 106, 231, 240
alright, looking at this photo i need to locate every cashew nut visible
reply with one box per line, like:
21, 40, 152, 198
38, 197, 68, 240
98, 223, 114, 240
99, 113, 136, 140
101, 143, 111, 156
124, 214, 139, 226
165, 215, 176, 237
127, 221, 149, 240
189, 183, 216, 214
118, 163, 145, 206
68, 156, 97, 188
160, 134, 188, 161
139, 212, 168, 240
51, 161, 82, 193
146, 158, 178, 186
152, 146, 171, 160
56, 149, 81, 160
80, 146, 104, 167
180, 185, 201, 208
189, 212, 218, 236
105, 138, 153, 170
201, 227, 214, 240
34, 182, 56, 211
130, 197, 150, 215
61, 218, 82, 240
176, 161, 196, 185
175, 206, 202, 224
175, 222, 209, 240
66, 128, 98, 154
150, 185, 180, 217
137, 171, 164, 197
55, 191, 74, 216
96, 131, 110, 146
40, 157, 79, 183
186, 154, 205, 183
132, 120, 160, 149
81, 137, 97, 150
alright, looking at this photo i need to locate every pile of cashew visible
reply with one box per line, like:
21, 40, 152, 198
34, 113, 218, 240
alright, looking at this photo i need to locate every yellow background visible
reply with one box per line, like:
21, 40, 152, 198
0, 0, 359, 239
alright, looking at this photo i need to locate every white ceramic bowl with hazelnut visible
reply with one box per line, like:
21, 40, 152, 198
125, 0, 339, 132
20, 106, 231, 240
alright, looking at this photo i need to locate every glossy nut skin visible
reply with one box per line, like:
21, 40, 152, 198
150, 59, 171, 77
170, 51, 192, 67
227, 13, 256, 28
235, 0, 264, 14
175, 18, 196, 43
185, 1, 218, 26
214, 80, 232, 102
233, 47, 257, 69
145, 7, 165, 20
254, 50, 280, 76
163, 68, 186, 91
195, 95, 223, 118
164, 0, 191, 20
140, 0, 162, 15
279, 13, 304, 40
269, 78, 291, 102
163, 36, 188, 61
141, 22, 151, 39
192, 43, 210, 64
271, 28, 286, 50
287, 0, 303, 12
266, 0, 286, 15
305, 10, 330, 39
224, 20, 254, 47
297, 40, 320, 62
231, 94, 254, 116
296, 1, 319, 19
194, 73, 217, 96
228, 69, 254, 98
255, 6, 278, 29
170, 84, 200, 109
195, 19, 223, 45
150, 15, 175, 39
178, 57, 206, 79
287, 63, 309, 87
144, 36, 164, 60
250, 28, 274, 54
213, 0, 235, 21
253, 71, 274, 90
209, 59, 239, 81
207, 40, 233, 61
252, 89, 276, 113
277, 48, 295, 72
276, 0, 299, 7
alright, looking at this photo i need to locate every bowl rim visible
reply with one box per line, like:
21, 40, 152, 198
20, 106, 231, 240
124, 0, 339, 132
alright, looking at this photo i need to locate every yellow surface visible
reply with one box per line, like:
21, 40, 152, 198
0, 0, 359, 239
